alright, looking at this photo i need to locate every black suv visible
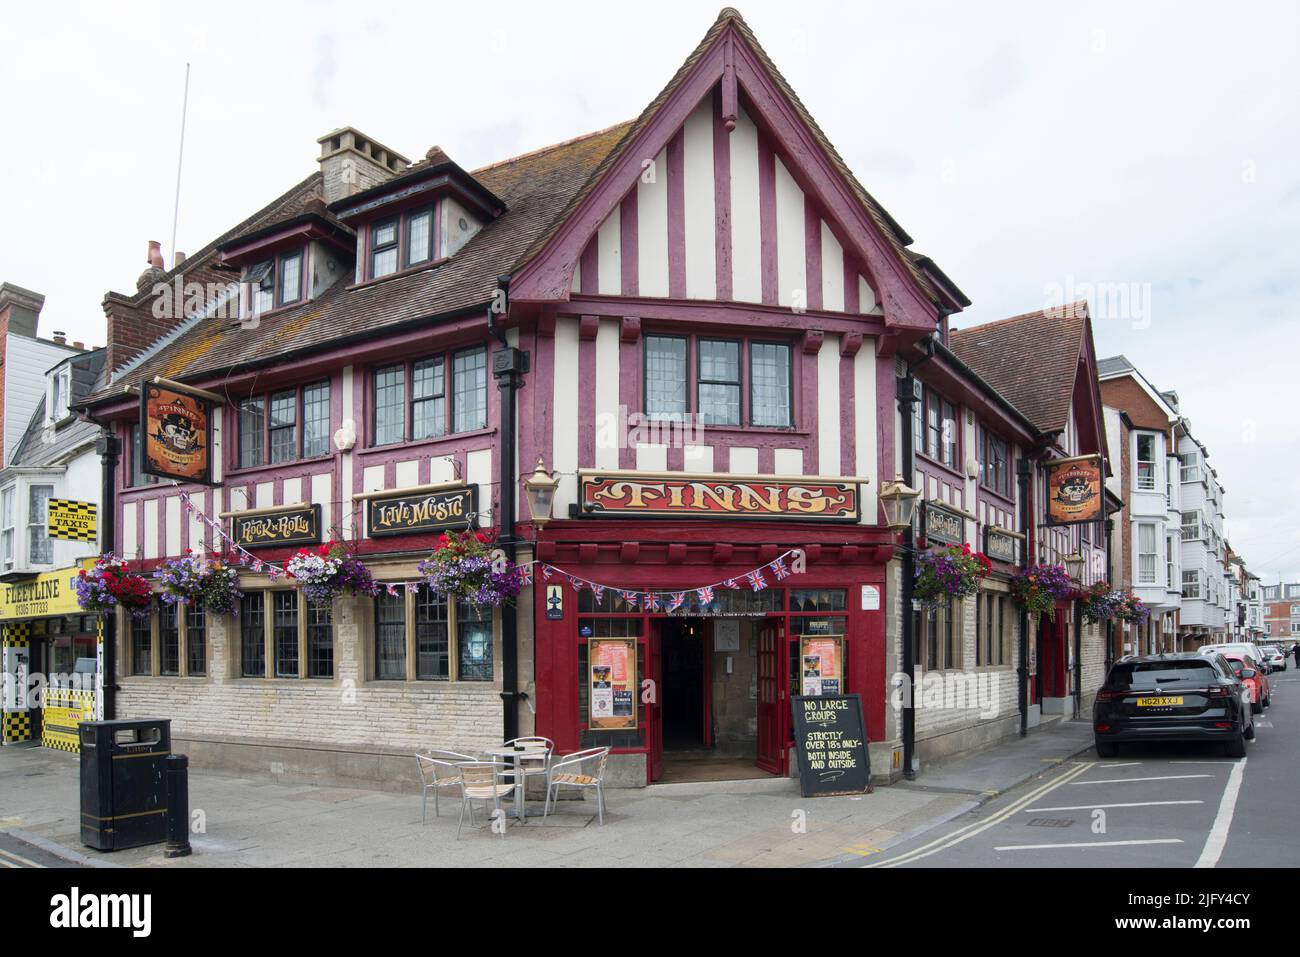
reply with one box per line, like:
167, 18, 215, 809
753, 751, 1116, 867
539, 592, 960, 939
1093, 653, 1252, 758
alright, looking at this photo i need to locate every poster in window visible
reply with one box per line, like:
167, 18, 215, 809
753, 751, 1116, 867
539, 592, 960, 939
139, 383, 214, 485
1044, 454, 1103, 526
589, 638, 637, 730
800, 635, 844, 697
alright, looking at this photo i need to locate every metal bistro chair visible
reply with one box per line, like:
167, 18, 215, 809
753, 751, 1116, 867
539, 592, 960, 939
543, 747, 611, 825
414, 749, 479, 823
455, 760, 516, 839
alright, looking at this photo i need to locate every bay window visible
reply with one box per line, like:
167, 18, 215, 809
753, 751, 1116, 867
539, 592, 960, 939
1, 486, 14, 571
27, 484, 53, 565
644, 333, 792, 427
1136, 433, 1157, 490
238, 381, 331, 468
371, 346, 487, 446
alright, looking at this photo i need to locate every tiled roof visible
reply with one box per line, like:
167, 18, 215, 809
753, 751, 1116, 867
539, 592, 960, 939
87, 123, 630, 403
949, 301, 1090, 434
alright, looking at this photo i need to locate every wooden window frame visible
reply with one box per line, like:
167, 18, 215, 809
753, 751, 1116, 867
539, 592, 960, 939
236, 380, 332, 469
238, 589, 334, 680
372, 587, 495, 684
368, 346, 488, 448
131, 603, 208, 678
642, 331, 797, 428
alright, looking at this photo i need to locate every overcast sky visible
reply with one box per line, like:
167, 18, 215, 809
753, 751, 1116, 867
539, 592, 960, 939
2, 1, 1297, 581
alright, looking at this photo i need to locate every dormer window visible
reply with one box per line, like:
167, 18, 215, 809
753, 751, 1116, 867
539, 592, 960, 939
47, 365, 72, 424
244, 247, 306, 317
364, 205, 438, 281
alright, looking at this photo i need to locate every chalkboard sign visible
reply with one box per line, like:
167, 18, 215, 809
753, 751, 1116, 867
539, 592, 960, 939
790, 694, 872, 797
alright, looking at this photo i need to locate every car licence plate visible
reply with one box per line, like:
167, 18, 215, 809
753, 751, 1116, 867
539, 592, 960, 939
1136, 696, 1184, 707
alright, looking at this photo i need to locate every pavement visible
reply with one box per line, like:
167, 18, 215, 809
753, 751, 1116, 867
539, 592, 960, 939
0, 718, 1096, 869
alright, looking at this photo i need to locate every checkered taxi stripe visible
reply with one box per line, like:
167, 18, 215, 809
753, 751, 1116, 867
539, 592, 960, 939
2, 623, 34, 744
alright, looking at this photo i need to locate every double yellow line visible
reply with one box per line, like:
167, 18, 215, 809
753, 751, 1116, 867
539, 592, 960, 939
865, 761, 1096, 868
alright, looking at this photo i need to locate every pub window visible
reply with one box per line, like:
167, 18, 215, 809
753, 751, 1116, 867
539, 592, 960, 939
405, 206, 435, 268
644, 333, 793, 427
186, 604, 207, 676
372, 586, 494, 682
243, 248, 305, 315
915, 598, 962, 671
159, 603, 181, 676
920, 388, 958, 469
363, 205, 440, 282
240, 590, 334, 680
237, 381, 331, 468
982, 431, 1009, 496
370, 218, 400, 279
371, 347, 488, 447
131, 615, 152, 676
128, 425, 161, 487
241, 592, 267, 677
697, 339, 741, 426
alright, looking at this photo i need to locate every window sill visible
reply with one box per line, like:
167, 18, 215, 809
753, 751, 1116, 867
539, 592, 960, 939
915, 453, 965, 483
362, 427, 497, 456
361, 679, 499, 690
347, 257, 449, 292
226, 453, 336, 480
697, 424, 808, 438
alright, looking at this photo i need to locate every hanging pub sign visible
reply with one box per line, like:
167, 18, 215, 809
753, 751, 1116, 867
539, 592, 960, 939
1045, 454, 1104, 526
366, 484, 477, 538
984, 526, 1021, 565
46, 499, 98, 543
139, 383, 214, 484
790, 694, 871, 797
231, 504, 321, 549
921, 500, 965, 546
577, 471, 861, 522
588, 638, 637, 730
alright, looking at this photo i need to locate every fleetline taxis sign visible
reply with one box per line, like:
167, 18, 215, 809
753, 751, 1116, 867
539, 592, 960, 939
578, 472, 862, 522
140, 383, 214, 485
0, 564, 90, 619
231, 505, 322, 548
1045, 454, 1104, 526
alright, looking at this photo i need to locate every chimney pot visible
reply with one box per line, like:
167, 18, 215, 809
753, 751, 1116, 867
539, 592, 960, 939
53, 330, 67, 344
148, 241, 165, 270
174, 251, 187, 268
73, 341, 84, 350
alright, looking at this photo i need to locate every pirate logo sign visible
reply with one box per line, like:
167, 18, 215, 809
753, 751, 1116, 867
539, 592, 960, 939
140, 384, 213, 483
1045, 455, 1103, 525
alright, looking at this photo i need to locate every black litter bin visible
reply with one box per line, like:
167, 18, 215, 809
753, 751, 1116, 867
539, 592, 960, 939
79, 718, 171, 851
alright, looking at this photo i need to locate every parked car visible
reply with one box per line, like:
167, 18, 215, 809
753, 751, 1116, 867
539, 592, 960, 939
1261, 646, 1287, 672
1094, 653, 1252, 758
1222, 654, 1269, 714
1199, 642, 1271, 673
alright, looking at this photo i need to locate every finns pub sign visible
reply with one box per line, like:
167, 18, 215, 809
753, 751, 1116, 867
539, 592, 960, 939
140, 383, 214, 485
1045, 455, 1104, 526
577, 472, 861, 522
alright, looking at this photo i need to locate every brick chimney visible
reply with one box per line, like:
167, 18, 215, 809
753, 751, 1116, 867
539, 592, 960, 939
317, 128, 410, 203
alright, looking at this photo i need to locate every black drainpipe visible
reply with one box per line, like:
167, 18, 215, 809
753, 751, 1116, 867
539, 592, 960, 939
1016, 457, 1033, 737
95, 428, 121, 720
487, 278, 526, 742
898, 334, 938, 780
1104, 517, 1115, 672
1073, 592, 1083, 718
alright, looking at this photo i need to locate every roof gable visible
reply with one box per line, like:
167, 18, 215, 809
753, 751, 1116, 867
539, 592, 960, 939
508, 8, 943, 331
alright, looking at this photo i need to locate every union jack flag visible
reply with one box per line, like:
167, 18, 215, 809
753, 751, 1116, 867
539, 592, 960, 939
385, 584, 400, 598
251, 559, 264, 573
569, 575, 584, 593
723, 578, 740, 590
697, 585, 715, 605
519, 565, 534, 587
621, 590, 640, 608
745, 569, 767, 591
540, 564, 554, 581
769, 557, 790, 581
667, 592, 685, 612
591, 584, 605, 604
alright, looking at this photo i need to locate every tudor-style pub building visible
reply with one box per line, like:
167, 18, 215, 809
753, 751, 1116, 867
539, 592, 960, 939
81, 9, 1115, 788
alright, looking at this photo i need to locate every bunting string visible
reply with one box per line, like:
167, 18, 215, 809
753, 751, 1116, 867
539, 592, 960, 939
168, 482, 801, 606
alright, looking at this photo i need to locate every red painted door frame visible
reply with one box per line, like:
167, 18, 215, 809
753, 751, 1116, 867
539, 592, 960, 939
701, 621, 714, 748
755, 618, 787, 774
648, 623, 664, 782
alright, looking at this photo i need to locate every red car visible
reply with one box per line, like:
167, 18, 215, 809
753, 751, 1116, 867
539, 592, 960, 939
1223, 655, 1269, 714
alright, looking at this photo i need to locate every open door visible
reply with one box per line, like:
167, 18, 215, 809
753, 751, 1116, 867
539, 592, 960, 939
755, 618, 786, 774
648, 624, 664, 783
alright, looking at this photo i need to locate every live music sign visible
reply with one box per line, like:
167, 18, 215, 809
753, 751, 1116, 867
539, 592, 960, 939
577, 471, 862, 522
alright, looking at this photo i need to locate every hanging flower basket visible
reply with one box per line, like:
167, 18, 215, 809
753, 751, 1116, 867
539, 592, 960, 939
913, 544, 992, 611
154, 551, 207, 606
1116, 591, 1150, 623
201, 553, 244, 617
1077, 581, 1127, 624
286, 541, 379, 609
1011, 563, 1073, 622
74, 554, 153, 619
418, 529, 524, 610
